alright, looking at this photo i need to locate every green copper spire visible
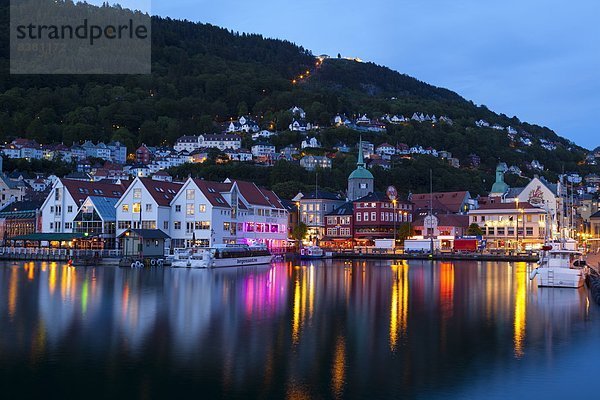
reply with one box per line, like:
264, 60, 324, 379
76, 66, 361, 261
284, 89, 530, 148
357, 136, 365, 167
348, 136, 374, 180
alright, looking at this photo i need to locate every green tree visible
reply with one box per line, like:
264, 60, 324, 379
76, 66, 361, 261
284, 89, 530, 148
292, 222, 308, 242
396, 222, 414, 243
466, 223, 484, 236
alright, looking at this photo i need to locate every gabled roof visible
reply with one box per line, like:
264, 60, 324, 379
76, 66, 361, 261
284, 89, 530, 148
139, 178, 182, 207
192, 179, 231, 208
354, 192, 404, 203
327, 201, 354, 216
411, 191, 469, 213
299, 190, 342, 201
61, 178, 130, 205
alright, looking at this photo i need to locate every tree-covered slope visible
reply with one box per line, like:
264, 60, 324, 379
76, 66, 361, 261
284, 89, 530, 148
0, 1, 595, 196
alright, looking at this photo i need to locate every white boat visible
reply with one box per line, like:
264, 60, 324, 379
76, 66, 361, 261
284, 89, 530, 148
530, 241, 587, 288
171, 244, 273, 269
299, 245, 325, 259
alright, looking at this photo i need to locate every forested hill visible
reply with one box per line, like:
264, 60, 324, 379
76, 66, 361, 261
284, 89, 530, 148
0, 1, 595, 196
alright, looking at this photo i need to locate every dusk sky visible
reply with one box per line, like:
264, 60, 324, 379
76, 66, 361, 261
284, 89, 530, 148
114, 0, 599, 149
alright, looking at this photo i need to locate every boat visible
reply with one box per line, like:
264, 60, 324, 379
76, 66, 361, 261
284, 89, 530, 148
529, 241, 587, 288
299, 245, 325, 259
171, 244, 273, 268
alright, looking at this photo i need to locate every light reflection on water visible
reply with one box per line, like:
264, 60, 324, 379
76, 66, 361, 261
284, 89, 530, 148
0, 259, 597, 399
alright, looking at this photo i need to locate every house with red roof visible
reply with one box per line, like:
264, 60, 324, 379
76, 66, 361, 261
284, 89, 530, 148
115, 177, 183, 239
41, 178, 130, 234
168, 177, 288, 250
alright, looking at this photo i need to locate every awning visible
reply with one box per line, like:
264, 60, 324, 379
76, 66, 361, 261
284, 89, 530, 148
9, 233, 88, 241
117, 229, 170, 239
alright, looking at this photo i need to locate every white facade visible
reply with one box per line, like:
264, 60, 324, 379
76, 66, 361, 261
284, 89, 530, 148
115, 177, 181, 238
41, 181, 78, 233
169, 178, 288, 251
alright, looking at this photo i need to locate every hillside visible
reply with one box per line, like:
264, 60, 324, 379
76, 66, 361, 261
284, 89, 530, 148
0, 1, 596, 197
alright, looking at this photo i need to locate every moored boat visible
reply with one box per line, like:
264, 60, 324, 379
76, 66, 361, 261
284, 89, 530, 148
171, 244, 273, 268
299, 245, 325, 259
529, 241, 587, 288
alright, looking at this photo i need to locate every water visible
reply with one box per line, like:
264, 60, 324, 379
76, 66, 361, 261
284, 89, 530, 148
0, 259, 598, 399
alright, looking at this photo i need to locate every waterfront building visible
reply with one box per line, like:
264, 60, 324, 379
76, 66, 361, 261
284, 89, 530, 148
324, 201, 354, 248
412, 214, 469, 237
410, 191, 475, 215
72, 196, 118, 249
352, 192, 412, 245
468, 202, 547, 250
294, 190, 345, 242
115, 177, 182, 241
41, 179, 129, 234
0, 200, 42, 242
169, 178, 288, 250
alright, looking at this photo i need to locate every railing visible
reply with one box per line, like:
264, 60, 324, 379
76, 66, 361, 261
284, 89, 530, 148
0, 247, 122, 258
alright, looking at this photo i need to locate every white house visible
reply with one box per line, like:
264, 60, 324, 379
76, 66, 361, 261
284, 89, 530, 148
251, 143, 276, 158
41, 179, 129, 233
174, 134, 241, 152
115, 177, 183, 242
169, 178, 288, 251
375, 143, 396, 156
301, 137, 321, 149
225, 148, 253, 162
289, 119, 313, 132
289, 106, 306, 119
300, 155, 332, 171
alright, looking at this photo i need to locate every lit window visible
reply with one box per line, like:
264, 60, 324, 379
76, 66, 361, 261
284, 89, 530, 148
199, 204, 206, 212
122, 204, 129, 212
132, 203, 141, 213
186, 203, 195, 216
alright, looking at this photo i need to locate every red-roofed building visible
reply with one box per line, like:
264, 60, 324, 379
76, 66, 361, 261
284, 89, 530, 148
115, 177, 183, 239
41, 178, 130, 233
168, 177, 288, 250
410, 191, 474, 215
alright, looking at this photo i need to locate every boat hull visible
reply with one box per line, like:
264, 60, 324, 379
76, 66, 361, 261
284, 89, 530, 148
172, 255, 273, 269
534, 267, 584, 288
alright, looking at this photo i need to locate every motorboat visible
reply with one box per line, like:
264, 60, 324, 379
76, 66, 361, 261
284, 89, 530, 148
299, 245, 325, 259
529, 241, 587, 288
171, 244, 273, 268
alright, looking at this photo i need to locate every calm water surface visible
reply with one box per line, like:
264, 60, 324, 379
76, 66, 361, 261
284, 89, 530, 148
1, 259, 598, 399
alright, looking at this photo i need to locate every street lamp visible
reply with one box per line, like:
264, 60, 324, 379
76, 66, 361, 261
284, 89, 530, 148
392, 199, 397, 248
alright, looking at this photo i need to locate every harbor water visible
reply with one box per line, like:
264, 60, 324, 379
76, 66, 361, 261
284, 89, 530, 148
0, 259, 598, 399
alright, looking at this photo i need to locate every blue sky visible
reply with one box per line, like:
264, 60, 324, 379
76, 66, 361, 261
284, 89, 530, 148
105, 1, 599, 149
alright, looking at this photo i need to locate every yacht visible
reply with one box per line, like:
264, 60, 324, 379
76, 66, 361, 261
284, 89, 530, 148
299, 245, 325, 259
171, 244, 273, 268
530, 241, 587, 288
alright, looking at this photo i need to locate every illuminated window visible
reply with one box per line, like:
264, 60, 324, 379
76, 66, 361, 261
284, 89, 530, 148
122, 204, 129, 212
199, 204, 206, 212
186, 203, 194, 216
132, 202, 141, 213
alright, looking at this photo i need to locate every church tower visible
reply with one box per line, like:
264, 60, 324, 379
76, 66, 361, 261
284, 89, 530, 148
490, 162, 509, 197
347, 138, 374, 201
